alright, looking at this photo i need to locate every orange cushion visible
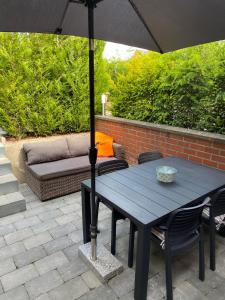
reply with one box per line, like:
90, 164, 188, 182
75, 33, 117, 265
95, 132, 114, 157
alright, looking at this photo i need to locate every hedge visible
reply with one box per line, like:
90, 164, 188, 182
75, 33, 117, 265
0, 33, 109, 137
110, 41, 225, 134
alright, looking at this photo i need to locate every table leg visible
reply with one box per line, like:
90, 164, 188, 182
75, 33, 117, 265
134, 226, 151, 300
81, 186, 91, 243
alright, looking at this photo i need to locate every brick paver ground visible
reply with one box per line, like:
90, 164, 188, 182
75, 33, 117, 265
0, 183, 225, 299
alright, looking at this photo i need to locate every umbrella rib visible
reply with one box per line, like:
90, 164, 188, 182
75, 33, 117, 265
54, 0, 72, 34
128, 0, 163, 54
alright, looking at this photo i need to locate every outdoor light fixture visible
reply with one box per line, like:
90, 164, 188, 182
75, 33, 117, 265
101, 93, 107, 116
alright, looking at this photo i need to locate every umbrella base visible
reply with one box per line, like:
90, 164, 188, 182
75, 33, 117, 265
78, 242, 123, 283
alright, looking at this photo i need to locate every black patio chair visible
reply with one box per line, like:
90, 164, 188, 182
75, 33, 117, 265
96, 159, 129, 255
202, 188, 225, 271
138, 151, 163, 164
129, 198, 209, 300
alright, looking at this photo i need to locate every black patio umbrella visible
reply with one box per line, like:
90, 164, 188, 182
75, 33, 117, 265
0, 0, 225, 260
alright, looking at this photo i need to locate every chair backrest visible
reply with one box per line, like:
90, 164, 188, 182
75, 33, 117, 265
165, 198, 209, 241
138, 151, 163, 164
97, 159, 129, 176
211, 188, 225, 217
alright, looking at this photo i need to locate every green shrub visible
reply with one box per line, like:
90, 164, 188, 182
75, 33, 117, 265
0, 33, 109, 138
110, 42, 225, 134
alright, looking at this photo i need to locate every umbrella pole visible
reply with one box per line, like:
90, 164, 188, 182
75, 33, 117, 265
87, 0, 98, 261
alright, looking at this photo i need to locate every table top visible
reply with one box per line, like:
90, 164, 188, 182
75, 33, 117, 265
82, 157, 225, 227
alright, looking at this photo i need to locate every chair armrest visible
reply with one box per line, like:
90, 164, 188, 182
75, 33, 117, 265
113, 143, 125, 160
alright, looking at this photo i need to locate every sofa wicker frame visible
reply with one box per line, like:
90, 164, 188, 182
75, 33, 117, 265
23, 143, 124, 201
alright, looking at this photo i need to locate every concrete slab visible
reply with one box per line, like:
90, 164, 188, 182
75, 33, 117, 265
78, 242, 123, 283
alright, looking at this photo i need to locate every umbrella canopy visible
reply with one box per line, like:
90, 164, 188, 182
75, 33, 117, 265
0, 0, 225, 262
1, 0, 225, 53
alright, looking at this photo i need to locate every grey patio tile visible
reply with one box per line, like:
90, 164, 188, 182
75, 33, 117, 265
187, 268, 224, 296
34, 251, 69, 275
58, 256, 88, 281
0, 286, 29, 300
0, 237, 5, 249
0, 264, 39, 292
55, 213, 78, 225
14, 246, 47, 268
68, 229, 83, 244
0, 213, 24, 226
81, 270, 102, 290
38, 209, 63, 222
0, 282, 2, 295
78, 285, 118, 300
0, 258, 16, 277
43, 235, 74, 255
49, 223, 77, 239
173, 281, 206, 300
25, 270, 63, 299
206, 281, 225, 300
24, 232, 52, 250
4, 228, 33, 245
48, 276, 89, 300
108, 268, 135, 298
31, 219, 58, 234
60, 203, 81, 214
63, 243, 81, 261
23, 206, 46, 218
0, 224, 15, 236
36, 294, 51, 300
14, 216, 41, 230
0, 242, 25, 260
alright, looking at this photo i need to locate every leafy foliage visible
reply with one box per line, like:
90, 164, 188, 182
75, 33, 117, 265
110, 42, 225, 134
0, 33, 109, 137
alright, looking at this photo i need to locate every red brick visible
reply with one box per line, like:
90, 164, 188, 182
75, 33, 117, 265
211, 155, 225, 164
202, 160, 218, 168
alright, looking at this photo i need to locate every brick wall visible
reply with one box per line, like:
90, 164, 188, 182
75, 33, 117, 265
96, 116, 225, 171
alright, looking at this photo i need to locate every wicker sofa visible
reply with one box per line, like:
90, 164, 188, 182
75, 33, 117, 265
22, 134, 124, 201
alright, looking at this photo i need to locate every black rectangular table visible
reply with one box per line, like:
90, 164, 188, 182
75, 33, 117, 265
81, 156, 225, 300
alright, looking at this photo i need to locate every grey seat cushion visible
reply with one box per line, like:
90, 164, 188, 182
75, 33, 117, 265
23, 138, 70, 165
66, 134, 90, 157
28, 155, 116, 180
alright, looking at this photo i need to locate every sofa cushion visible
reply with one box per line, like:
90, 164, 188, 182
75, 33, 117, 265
23, 138, 70, 165
66, 134, 90, 157
28, 156, 116, 180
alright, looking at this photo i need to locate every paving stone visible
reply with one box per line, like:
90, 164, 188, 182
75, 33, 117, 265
49, 223, 77, 239
108, 268, 135, 298
0, 264, 39, 291
78, 285, 118, 300
14, 246, 47, 268
81, 270, 102, 289
43, 236, 74, 255
24, 206, 46, 218
4, 228, 33, 245
34, 251, 69, 275
0, 286, 29, 300
31, 219, 58, 234
63, 243, 80, 261
36, 294, 51, 300
25, 270, 63, 299
58, 257, 88, 281
0, 224, 15, 236
0, 258, 16, 277
173, 281, 206, 300
24, 232, 52, 250
68, 229, 83, 244
0, 242, 25, 260
0, 237, 5, 249
55, 213, 78, 225
38, 209, 63, 221
60, 203, 81, 214
0, 282, 2, 295
48, 276, 89, 300
14, 216, 41, 230
0, 213, 24, 226
187, 268, 224, 296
